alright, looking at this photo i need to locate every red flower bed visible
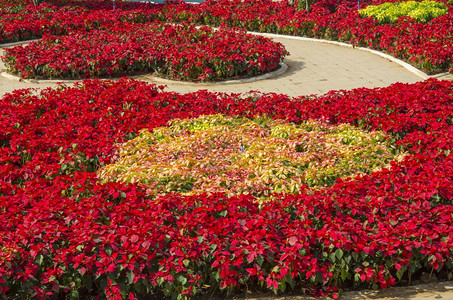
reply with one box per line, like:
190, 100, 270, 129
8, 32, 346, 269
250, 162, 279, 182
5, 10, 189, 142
2, 22, 287, 81
1, 0, 451, 74
0, 0, 157, 44
1, 79, 452, 298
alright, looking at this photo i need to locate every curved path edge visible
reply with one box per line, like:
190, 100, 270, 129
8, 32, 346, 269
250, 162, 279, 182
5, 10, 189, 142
0, 39, 40, 48
137, 62, 288, 85
1, 62, 288, 85
242, 280, 453, 300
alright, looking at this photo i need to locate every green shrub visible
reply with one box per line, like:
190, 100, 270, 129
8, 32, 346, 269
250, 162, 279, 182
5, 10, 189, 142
296, 0, 318, 11
359, 0, 448, 23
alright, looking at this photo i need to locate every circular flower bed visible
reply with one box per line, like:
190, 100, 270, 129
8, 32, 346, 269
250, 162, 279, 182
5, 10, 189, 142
1, 21, 288, 81
0, 79, 452, 299
99, 114, 402, 197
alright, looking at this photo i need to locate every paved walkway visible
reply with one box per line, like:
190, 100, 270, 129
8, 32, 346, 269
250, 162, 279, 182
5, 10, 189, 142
0, 35, 431, 98
241, 281, 453, 300
1, 34, 452, 300
343, 280, 453, 299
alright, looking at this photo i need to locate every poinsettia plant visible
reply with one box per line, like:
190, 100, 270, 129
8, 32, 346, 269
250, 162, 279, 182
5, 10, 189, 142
0, 78, 452, 299
2, 21, 288, 81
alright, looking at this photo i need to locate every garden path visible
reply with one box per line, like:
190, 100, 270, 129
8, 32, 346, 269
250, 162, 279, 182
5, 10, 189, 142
241, 280, 453, 299
1, 33, 453, 300
0, 34, 432, 98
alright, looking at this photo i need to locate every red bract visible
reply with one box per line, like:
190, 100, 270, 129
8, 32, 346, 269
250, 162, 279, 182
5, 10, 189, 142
0, 1, 153, 43
0, 78, 452, 298
2, 22, 287, 81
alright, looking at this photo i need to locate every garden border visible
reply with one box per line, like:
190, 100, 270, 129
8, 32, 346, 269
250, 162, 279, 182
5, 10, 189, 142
1, 62, 288, 84
0, 39, 40, 48
137, 62, 288, 85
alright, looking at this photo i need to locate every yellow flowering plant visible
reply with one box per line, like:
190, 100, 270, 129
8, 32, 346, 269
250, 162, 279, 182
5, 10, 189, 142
359, 0, 448, 24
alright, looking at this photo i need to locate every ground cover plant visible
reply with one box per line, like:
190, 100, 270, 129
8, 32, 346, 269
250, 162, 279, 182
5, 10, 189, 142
2, 21, 287, 81
0, 78, 452, 299
99, 114, 402, 197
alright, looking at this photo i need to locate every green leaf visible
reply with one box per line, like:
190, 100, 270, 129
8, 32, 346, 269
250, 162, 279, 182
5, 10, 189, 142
256, 255, 264, 267
177, 275, 187, 285
35, 254, 44, 266
396, 268, 405, 280
287, 274, 295, 289
341, 269, 348, 281
70, 291, 79, 299
219, 210, 228, 217
335, 248, 344, 260
279, 281, 286, 292
213, 271, 220, 281
127, 271, 135, 284
330, 252, 336, 263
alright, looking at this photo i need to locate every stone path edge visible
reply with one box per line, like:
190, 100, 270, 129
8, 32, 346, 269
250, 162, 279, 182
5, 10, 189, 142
139, 62, 288, 85
238, 280, 453, 300
0, 39, 40, 48
1, 62, 288, 85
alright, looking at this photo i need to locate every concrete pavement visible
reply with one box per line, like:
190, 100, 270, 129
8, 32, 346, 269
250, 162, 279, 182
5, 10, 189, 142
239, 281, 453, 300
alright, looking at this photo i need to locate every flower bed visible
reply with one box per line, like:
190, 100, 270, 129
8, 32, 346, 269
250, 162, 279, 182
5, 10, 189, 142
1, 0, 452, 74
1, 78, 452, 298
2, 22, 287, 81
0, 1, 143, 44
358, 0, 449, 24
99, 114, 402, 197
